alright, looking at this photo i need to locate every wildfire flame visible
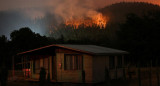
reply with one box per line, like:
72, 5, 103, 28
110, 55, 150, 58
65, 13, 109, 29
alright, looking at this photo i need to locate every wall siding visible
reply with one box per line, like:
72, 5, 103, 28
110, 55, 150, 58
92, 55, 125, 82
56, 53, 83, 82
30, 56, 51, 80
109, 56, 124, 79
49, 56, 52, 80
83, 54, 93, 83
31, 60, 39, 79
92, 56, 106, 82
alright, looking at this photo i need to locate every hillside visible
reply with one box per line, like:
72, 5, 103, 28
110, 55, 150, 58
51, 2, 160, 41
100, 2, 160, 23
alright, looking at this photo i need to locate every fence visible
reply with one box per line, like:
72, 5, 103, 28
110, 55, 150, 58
125, 66, 160, 86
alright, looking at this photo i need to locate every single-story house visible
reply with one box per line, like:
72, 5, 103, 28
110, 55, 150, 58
17, 44, 128, 83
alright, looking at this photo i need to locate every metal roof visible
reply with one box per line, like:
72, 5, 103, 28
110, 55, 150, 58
58, 44, 128, 55
17, 44, 128, 55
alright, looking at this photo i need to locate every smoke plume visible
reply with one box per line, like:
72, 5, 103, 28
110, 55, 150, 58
0, 0, 159, 38
0, 0, 159, 22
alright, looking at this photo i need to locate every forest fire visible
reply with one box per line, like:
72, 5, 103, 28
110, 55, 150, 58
65, 13, 109, 29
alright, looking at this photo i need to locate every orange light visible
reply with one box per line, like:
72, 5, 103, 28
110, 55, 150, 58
65, 13, 109, 29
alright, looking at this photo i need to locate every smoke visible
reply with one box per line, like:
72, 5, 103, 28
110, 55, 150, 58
0, 0, 159, 20
0, 0, 107, 19
0, 0, 159, 21
0, 0, 159, 38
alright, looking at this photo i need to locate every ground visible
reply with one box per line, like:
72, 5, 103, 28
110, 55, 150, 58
5, 67, 160, 86
4, 79, 128, 86
3, 79, 159, 86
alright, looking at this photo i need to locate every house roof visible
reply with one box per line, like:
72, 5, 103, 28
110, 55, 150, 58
17, 44, 128, 55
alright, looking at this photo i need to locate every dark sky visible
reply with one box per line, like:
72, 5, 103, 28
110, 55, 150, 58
0, 0, 160, 38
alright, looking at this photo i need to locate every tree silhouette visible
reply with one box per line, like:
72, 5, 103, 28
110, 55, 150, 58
10, 27, 51, 51
117, 12, 160, 66
0, 35, 8, 66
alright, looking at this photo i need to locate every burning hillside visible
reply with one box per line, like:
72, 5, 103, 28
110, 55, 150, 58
65, 13, 109, 29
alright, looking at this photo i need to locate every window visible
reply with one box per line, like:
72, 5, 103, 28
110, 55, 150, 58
109, 56, 115, 69
64, 54, 83, 70
117, 56, 122, 68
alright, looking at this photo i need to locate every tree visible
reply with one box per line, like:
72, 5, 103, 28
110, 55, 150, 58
10, 27, 51, 52
117, 12, 160, 66
0, 35, 8, 66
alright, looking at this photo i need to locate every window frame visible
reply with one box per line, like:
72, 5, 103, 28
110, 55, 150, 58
64, 54, 83, 70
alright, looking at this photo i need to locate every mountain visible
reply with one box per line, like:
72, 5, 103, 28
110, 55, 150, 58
100, 2, 160, 23
51, 2, 160, 41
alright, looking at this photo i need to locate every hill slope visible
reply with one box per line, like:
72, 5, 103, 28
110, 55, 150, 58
100, 2, 160, 23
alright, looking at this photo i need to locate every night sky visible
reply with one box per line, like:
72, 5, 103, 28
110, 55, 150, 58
0, 0, 159, 38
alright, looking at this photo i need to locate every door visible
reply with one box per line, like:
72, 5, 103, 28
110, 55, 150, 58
52, 56, 57, 81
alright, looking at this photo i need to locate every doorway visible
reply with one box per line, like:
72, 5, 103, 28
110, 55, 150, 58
52, 56, 57, 81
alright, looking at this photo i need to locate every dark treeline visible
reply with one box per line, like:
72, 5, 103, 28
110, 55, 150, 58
117, 11, 160, 66
0, 27, 58, 69
1, 11, 160, 69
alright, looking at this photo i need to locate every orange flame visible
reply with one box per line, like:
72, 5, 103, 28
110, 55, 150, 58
65, 13, 109, 29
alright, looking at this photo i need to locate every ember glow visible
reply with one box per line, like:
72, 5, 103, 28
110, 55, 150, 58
65, 13, 109, 29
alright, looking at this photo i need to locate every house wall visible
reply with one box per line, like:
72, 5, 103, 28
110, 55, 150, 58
56, 53, 83, 82
92, 55, 125, 82
56, 48, 93, 83
111, 55, 124, 79
49, 56, 53, 80
31, 59, 39, 79
92, 56, 108, 82
28, 49, 125, 83
83, 54, 93, 83
30, 56, 51, 80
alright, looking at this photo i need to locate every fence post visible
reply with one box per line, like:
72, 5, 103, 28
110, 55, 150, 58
12, 56, 15, 78
115, 66, 118, 79
123, 67, 126, 80
149, 60, 152, 86
138, 64, 141, 86
82, 70, 85, 83
156, 60, 160, 86
105, 67, 110, 85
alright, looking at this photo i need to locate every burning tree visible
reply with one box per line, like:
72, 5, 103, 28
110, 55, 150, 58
65, 13, 109, 29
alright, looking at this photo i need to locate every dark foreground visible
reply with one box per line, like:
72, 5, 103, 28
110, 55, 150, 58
3, 78, 160, 86
2, 79, 142, 86
4, 79, 128, 86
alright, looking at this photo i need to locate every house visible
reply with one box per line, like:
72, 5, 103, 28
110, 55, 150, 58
17, 44, 128, 83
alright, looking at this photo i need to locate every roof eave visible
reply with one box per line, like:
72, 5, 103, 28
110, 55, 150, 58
17, 44, 95, 56
94, 52, 129, 56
